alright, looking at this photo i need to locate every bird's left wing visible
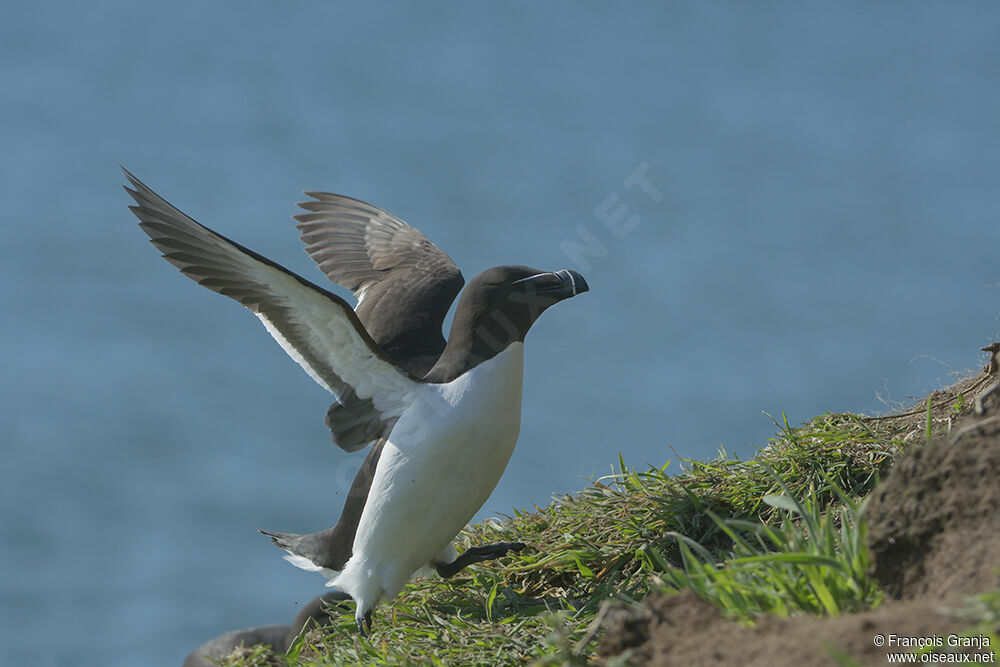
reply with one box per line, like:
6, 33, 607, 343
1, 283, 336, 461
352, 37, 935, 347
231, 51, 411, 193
123, 168, 417, 449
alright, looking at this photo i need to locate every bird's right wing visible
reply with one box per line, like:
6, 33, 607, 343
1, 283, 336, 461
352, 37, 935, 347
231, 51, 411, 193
294, 193, 464, 372
123, 169, 418, 451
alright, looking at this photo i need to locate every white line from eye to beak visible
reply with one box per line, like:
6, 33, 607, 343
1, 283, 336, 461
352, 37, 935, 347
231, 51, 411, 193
512, 273, 552, 285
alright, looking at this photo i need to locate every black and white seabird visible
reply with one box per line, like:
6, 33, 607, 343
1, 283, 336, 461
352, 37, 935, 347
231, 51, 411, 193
182, 591, 349, 666
123, 169, 588, 633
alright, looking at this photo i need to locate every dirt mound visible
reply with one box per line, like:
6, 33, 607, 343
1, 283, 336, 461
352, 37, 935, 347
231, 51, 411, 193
867, 400, 1000, 600
598, 590, 982, 666
598, 371, 1000, 666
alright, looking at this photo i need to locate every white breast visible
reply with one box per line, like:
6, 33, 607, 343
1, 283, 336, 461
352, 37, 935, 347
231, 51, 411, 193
330, 343, 525, 609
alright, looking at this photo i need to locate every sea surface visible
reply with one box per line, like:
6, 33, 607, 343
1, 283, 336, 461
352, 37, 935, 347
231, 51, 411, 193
2, 3, 998, 665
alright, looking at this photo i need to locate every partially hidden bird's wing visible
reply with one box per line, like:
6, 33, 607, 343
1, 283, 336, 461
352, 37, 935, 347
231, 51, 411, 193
294, 193, 464, 376
123, 169, 417, 451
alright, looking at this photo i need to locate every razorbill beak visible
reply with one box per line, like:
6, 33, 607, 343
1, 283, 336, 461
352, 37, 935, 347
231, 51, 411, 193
124, 169, 589, 635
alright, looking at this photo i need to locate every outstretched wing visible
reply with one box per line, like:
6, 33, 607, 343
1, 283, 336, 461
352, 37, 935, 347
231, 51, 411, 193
123, 168, 417, 451
294, 193, 464, 377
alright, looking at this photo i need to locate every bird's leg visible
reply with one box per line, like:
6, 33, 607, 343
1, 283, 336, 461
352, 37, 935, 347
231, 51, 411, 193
355, 609, 373, 637
435, 542, 526, 579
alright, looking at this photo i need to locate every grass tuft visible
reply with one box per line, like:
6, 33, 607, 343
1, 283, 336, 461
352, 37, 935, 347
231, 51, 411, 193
654, 474, 881, 621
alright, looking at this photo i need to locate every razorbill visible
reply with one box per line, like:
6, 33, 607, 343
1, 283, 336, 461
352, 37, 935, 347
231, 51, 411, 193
123, 169, 588, 633
182, 591, 349, 666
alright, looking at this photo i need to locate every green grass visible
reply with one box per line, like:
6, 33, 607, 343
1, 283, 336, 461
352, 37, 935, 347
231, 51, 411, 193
216, 382, 982, 666
655, 475, 881, 620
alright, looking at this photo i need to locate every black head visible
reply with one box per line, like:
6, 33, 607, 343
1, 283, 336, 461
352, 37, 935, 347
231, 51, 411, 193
425, 265, 588, 381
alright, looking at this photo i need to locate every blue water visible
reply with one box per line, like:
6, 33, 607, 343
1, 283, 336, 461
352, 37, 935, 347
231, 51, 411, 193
2, 3, 998, 665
